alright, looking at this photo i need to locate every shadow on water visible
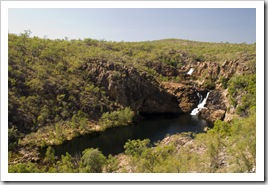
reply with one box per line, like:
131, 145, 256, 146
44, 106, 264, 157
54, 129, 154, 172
51, 114, 208, 157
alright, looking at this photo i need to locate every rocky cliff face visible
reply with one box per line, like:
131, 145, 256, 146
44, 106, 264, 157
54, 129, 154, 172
160, 59, 255, 123
162, 81, 205, 113
79, 58, 253, 123
181, 59, 255, 123
185, 59, 255, 87
145, 61, 180, 77
198, 90, 226, 123
80, 59, 182, 115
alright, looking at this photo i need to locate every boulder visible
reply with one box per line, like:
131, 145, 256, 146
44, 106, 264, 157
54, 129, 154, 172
199, 109, 226, 123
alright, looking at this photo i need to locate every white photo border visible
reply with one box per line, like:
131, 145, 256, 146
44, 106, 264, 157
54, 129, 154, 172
1, 1, 264, 182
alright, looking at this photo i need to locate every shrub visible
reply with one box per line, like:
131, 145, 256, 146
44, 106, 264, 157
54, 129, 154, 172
228, 74, 256, 116
54, 152, 76, 173
44, 146, 55, 164
9, 162, 40, 173
99, 107, 134, 128
204, 78, 216, 90
219, 77, 229, 89
228, 111, 256, 172
80, 148, 106, 173
105, 154, 119, 172
208, 120, 231, 136
111, 71, 121, 80
124, 139, 150, 157
8, 126, 20, 150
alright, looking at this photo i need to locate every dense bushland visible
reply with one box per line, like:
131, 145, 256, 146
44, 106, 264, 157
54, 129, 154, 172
8, 31, 256, 173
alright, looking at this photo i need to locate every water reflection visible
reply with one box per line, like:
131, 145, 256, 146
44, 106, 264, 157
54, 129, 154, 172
52, 114, 208, 157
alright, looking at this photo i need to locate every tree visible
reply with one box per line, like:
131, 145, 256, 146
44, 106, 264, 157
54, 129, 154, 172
105, 154, 119, 173
8, 126, 20, 150
80, 148, 106, 173
55, 152, 76, 173
8, 162, 40, 173
44, 146, 55, 164
99, 107, 134, 128
124, 139, 150, 157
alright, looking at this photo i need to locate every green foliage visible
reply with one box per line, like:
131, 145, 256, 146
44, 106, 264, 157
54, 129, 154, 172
227, 110, 256, 172
55, 123, 64, 143
208, 120, 231, 136
111, 71, 121, 80
44, 146, 55, 164
193, 54, 205, 62
228, 74, 256, 116
124, 139, 181, 172
158, 75, 169, 82
171, 76, 181, 83
206, 134, 224, 172
71, 110, 88, 130
9, 109, 255, 173
80, 148, 106, 173
124, 139, 150, 157
204, 78, 216, 90
8, 126, 20, 150
9, 162, 40, 173
138, 147, 159, 172
122, 109, 255, 173
99, 107, 134, 128
8, 32, 256, 173
219, 77, 229, 89
124, 139, 155, 172
8, 32, 255, 136
139, 144, 179, 173
105, 154, 119, 173
51, 152, 77, 173
9, 33, 114, 137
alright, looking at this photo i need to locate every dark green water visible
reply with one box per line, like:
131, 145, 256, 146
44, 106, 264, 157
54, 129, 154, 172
52, 114, 208, 157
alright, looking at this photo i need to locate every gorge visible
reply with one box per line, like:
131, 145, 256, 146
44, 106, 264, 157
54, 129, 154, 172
8, 34, 256, 173
49, 67, 214, 158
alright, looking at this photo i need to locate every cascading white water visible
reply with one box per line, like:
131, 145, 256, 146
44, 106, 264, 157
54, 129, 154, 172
187, 68, 194, 75
190, 91, 210, 116
197, 92, 202, 104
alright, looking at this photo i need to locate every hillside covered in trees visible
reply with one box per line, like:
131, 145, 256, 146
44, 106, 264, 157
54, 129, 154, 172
8, 31, 256, 173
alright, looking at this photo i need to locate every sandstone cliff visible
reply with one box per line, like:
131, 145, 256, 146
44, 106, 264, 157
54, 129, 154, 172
80, 59, 182, 115
181, 59, 255, 122
78, 57, 254, 123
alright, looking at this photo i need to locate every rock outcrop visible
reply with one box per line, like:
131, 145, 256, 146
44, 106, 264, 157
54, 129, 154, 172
162, 81, 206, 113
81, 59, 182, 115
198, 90, 227, 123
145, 61, 180, 77
184, 59, 255, 88
178, 59, 255, 123
79, 58, 252, 122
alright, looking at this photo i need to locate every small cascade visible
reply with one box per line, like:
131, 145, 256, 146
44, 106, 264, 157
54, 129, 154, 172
187, 68, 194, 75
190, 91, 210, 116
197, 92, 203, 104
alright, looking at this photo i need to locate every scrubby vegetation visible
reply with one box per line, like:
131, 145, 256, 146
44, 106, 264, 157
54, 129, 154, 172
228, 74, 256, 116
9, 110, 255, 173
99, 107, 134, 129
8, 31, 256, 173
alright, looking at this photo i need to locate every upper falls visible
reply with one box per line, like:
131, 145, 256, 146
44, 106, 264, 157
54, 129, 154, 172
190, 91, 210, 116
187, 68, 194, 75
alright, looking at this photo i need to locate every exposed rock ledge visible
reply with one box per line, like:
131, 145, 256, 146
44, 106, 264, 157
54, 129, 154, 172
80, 59, 231, 122
199, 90, 226, 123
80, 59, 182, 115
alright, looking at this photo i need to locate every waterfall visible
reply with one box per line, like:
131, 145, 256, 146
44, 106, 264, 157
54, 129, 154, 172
187, 68, 194, 75
197, 92, 202, 104
190, 91, 210, 116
